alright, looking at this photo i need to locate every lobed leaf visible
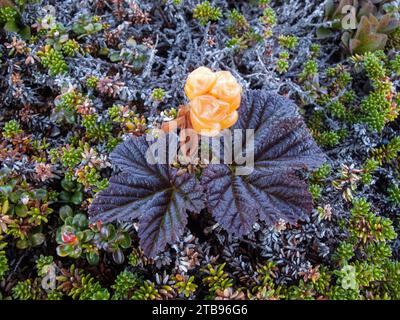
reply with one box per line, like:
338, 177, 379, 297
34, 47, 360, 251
89, 136, 205, 257
89, 90, 326, 254
201, 90, 326, 236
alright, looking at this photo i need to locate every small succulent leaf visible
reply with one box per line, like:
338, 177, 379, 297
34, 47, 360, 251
324, 0, 335, 18
358, 2, 376, 19
377, 14, 400, 34
118, 233, 132, 248
16, 239, 29, 250
201, 90, 325, 236
350, 34, 387, 54
355, 16, 374, 42
201, 165, 258, 236
341, 31, 351, 48
89, 136, 205, 257
30, 233, 45, 247
86, 252, 100, 265
71, 191, 83, 205
19, 25, 31, 40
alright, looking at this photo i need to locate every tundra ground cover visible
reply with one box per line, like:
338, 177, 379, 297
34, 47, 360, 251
0, 0, 399, 300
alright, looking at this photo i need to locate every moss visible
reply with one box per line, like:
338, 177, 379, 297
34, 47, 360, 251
71, 274, 110, 300
62, 39, 80, 56
391, 55, 400, 75
388, 185, 400, 207
316, 131, 340, 148
388, 27, 400, 50
12, 279, 37, 300
193, 1, 222, 26
276, 58, 289, 74
363, 52, 386, 80
131, 281, 160, 300
2, 120, 22, 139
278, 35, 298, 50
0, 248, 8, 280
300, 59, 318, 81
151, 88, 166, 102
0, 6, 17, 24
111, 270, 138, 300
38, 46, 68, 76
361, 91, 392, 132
309, 183, 322, 200
260, 7, 277, 26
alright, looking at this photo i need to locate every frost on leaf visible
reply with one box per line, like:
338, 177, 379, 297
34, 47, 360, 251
201, 90, 326, 236
89, 136, 205, 257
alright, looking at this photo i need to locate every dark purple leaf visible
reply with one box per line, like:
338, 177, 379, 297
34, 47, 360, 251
89, 136, 205, 257
201, 165, 258, 236
201, 90, 326, 236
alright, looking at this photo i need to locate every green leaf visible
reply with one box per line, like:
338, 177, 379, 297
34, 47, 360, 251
30, 233, 45, 246
75, 231, 85, 242
72, 213, 88, 229
109, 51, 122, 62
118, 233, 132, 249
350, 34, 387, 54
56, 244, 74, 257
324, 0, 335, 18
3, 20, 19, 33
19, 25, 31, 40
86, 252, 100, 265
15, 204, 28, 217
71, 191, 83, 205
0, 185, 13, 195
81, 229, 94, 242
59, 205, 73, 221
16, 239, 29, 250
1, 199, 8, 215
61, 179, 75, 192
100, 224, 115, 239
112, 249, 124, 264
316, 27, 333, 39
